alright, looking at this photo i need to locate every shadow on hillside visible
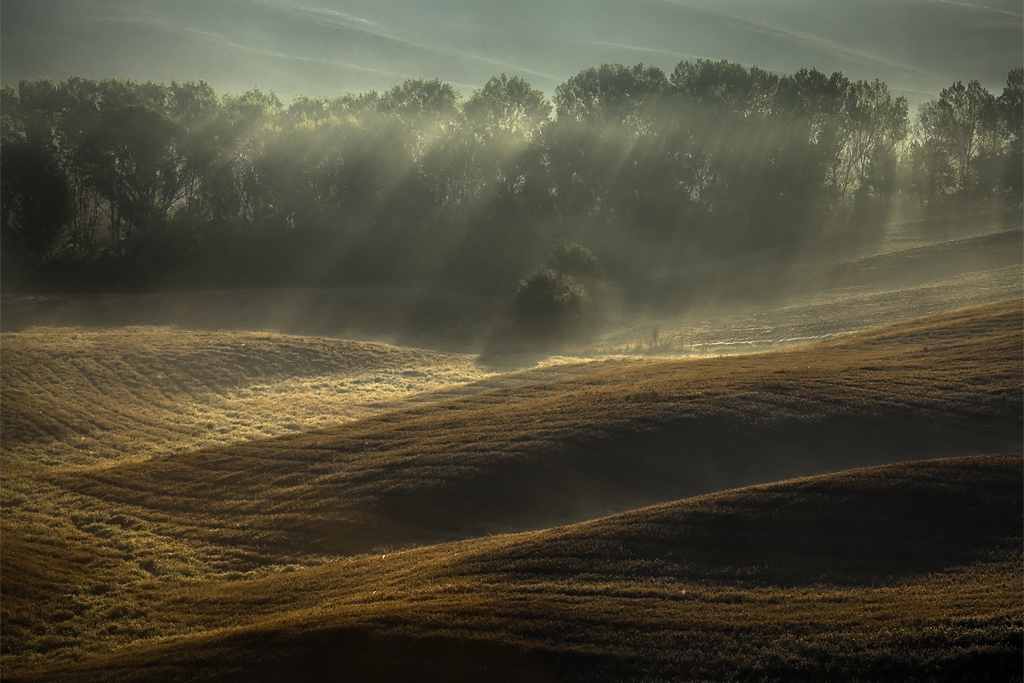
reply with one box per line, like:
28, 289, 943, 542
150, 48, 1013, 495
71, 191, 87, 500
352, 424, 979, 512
490, 454, 1024, 588
0, 287, 507, 353
17, 627, 604, 683
361, 418, 1023, 567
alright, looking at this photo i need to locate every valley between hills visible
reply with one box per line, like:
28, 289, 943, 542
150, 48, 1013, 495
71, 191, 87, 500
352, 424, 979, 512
1, 295, 1021, 681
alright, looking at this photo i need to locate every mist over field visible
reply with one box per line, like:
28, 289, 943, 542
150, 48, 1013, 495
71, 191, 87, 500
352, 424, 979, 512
2, 2, 1023, 682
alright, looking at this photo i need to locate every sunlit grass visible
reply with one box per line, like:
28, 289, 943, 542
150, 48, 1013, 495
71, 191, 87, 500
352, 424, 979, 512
8, 456, 1022, 682
0, 326, 495, 673
0, 326, 491, 468
1, 299, 1021, 681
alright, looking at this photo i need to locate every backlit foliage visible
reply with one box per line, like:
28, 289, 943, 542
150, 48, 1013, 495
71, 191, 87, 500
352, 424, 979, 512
2, 64, 1019, 292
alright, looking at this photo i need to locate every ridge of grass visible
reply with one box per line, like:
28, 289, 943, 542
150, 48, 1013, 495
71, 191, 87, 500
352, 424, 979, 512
47, 300, 1023, 564
10, 454, 1022, 682
2, 299, 1021, 679
0, 327, 489, 468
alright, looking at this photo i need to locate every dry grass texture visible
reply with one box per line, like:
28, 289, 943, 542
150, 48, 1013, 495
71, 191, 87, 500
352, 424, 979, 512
9, 455, 1022, 682
2, 299, 1022, 681
1, 327, 491, 468
38, 300, 1022, 560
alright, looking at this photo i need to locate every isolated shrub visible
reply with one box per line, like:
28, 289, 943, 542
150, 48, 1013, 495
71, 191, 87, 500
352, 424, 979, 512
483, 241, 605, 357
513, 266, 589, 335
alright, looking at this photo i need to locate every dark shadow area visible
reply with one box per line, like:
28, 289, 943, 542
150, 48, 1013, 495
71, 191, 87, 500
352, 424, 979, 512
13, 458, 1024, 683
3, 67, 1021, 321
489, 454, 1024, 586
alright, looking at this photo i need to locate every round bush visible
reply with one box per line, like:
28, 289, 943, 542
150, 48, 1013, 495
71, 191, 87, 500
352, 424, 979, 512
513, 266, 589, 335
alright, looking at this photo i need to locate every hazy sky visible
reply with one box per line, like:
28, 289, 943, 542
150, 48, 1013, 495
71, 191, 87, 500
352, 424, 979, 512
2, 0, 1021, 106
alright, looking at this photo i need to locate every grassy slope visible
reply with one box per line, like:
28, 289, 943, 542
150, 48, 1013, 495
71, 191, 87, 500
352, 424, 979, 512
13, 454, 1023, 682
2, 299, 1021, 680
47, 300, 1022, 563
0, 327, 487, 468
601, 226, 1023, 354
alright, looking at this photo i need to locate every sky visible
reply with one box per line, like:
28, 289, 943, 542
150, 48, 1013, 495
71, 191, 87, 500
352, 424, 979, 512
2, 0, 1021, 108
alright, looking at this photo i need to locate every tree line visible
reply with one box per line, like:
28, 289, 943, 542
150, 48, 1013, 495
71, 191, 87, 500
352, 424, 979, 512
2, 62, 1021, 292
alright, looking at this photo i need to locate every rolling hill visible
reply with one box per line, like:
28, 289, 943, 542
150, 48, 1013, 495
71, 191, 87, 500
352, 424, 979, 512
43, 299, 1023, 563
0, 326, 488, 468
7, 454, 1022, 682
2, 298, 1021, 680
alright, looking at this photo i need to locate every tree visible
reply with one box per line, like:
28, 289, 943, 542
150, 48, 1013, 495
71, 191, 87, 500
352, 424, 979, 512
996, 68, 1023, 209
920, 80, 996, 197
0, 137, 72, 263
508, 241, 604, 345
2, 64, 1009, 292
163, 80, 236, 247
837, 79, 909, 209
286, 96, 334, 130
78, 102, 184, 252
671, 59, 779, 117
379, 78, 463, 133
546, 240, 601, 281
998, 68, 1023, 143
222, 87, 283, 130
554, 63, 668, 127
465, 74, 551, 138
2, 78, 100, 259
461, 74, 552, 215
513, 267, 590, 336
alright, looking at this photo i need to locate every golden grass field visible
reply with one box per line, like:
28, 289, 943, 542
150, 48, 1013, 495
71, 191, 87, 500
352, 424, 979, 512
1, 291, 1021, 682
1, 326, 494, 468
17, 454, 1022, 683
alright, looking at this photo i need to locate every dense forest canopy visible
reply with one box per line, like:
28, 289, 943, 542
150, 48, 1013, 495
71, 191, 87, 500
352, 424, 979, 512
2, 61, 1021, 293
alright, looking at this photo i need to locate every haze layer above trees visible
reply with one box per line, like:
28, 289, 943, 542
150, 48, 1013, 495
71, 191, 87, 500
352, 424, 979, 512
2, 0, 1021, 105
2, 63, 1021, 294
